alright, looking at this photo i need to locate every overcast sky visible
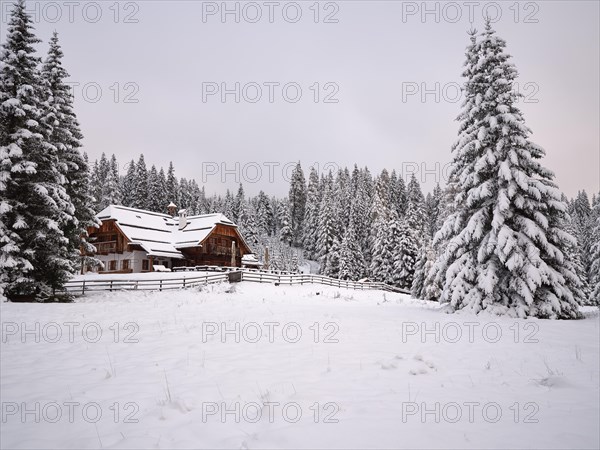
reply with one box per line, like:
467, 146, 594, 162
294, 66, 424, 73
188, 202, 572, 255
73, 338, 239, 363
1, 0, 598, 199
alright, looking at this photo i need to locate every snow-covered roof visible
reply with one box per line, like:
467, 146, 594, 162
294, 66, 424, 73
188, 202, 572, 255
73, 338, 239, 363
241, 254, 262, 266
96, 205, 242, 259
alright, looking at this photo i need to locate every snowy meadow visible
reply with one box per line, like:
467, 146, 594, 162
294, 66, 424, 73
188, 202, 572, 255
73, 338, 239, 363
1, 283, 599, 449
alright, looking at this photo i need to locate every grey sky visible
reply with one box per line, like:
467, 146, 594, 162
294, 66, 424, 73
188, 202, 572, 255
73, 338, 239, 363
1, 0, 598, 199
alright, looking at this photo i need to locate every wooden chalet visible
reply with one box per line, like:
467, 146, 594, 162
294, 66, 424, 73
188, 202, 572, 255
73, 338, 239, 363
86, 204, 253, 273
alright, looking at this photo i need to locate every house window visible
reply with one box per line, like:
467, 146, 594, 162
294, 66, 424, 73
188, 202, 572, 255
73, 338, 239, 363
109, 260, 117, 271
142, 259, 149, 271
122, 260, 130, 270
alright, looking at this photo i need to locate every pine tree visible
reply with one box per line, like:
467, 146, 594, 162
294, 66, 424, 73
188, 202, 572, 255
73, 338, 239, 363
93, 153, 110, 210
396, 174, 408, 217
233, 183, 245, 223
338, 220, 365, 280
425, 183, 443, 238
369, 170, 394, 281
316, 174, 337, 275
393, 218, 419, 289
133, 154, 148, 209
278, 199, 293, 246
325, 236, 341, 278
369, 218, 394, 283
411, 243, 430, 299
76, 153, 102, 272
588, 196, 600, 305
256, 190, 274, 237
166, 161, 179, 206
562, 205, 591, 305
103, 154, 121, 207
288, 162, 307, 246
569, 190, 593, 280
121, 160, 136, 207
335, 167, 351, 232
157, 167, 168, 212
223, 189, 234, 220
302, 167, 321, 258
147, 165, 162, 212
239, 205, 259, 250
432, 22, 582, 318
412, 240, 444, 301
406, 174, 427, 239
357, 167, 374, 261
40, 32, 101, 274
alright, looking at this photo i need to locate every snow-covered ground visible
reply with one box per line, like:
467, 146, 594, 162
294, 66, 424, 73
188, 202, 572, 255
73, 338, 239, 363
1, 283, 598, 449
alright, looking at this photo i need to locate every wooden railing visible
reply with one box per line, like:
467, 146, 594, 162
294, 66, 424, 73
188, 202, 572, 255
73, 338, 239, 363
63, 272, 228, 295
239, 271, 409, 293
62, 269, 410, 295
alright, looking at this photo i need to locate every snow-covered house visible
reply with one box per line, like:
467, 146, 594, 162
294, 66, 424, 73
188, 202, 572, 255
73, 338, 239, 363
86, 205, 252, 273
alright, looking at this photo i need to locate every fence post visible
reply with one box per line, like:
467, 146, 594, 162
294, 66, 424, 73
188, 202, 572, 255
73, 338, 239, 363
110, 280, 113, 292
82, 280, 86, 295
160, 279, 163, 292
183, 278, 186, 289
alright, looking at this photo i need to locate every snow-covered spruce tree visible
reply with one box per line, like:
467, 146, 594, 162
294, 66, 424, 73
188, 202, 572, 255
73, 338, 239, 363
411, 241, 430, 298
302, 167, 321, 258
239, 206, 259, 250
0, 0, 41, 293
165, 161, 179, 206
358, 167, 374, 262
588, 196, 600, 306
133, 154, 148, 209
77, 153, 102, 272
369, 217, 394, 283
1, 1, 76, 297
335, 167, 351, 232
561, 204, 591, 305
325, 236, 341, 278
232, 183, 245, 223
278, 199, 293, 246
288, 162, 306, 246
369, 170, 391, 251
223, 189, 234, 219
392, 218, 419, 289
147, 165, 162, 212
40, 31, 101, 274
568, 190, 593, 278
432, 22, 583, 318
395, 174, 408, 217
316, 173, 339, 275
157, 167, 168, 211
93, 153, 110, 209
256, 190, 274, 237
425, 183, 443, 239
104, 154, 121, 207
338, 219, 366, 280
120, 159, 136, 207
406, 173, 427, 239
179, 178, 191, 210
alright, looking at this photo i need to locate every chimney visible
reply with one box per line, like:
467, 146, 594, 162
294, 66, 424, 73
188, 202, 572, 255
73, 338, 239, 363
167, 202, 177, 217
178, 209, 187, 230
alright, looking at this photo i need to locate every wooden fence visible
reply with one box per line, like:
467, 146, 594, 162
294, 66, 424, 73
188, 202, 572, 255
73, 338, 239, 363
62, 269, 410, 296
63, 272, 228, 295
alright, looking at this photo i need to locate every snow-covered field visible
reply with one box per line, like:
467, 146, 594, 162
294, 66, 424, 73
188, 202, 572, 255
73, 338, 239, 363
1, 282, 598, 449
